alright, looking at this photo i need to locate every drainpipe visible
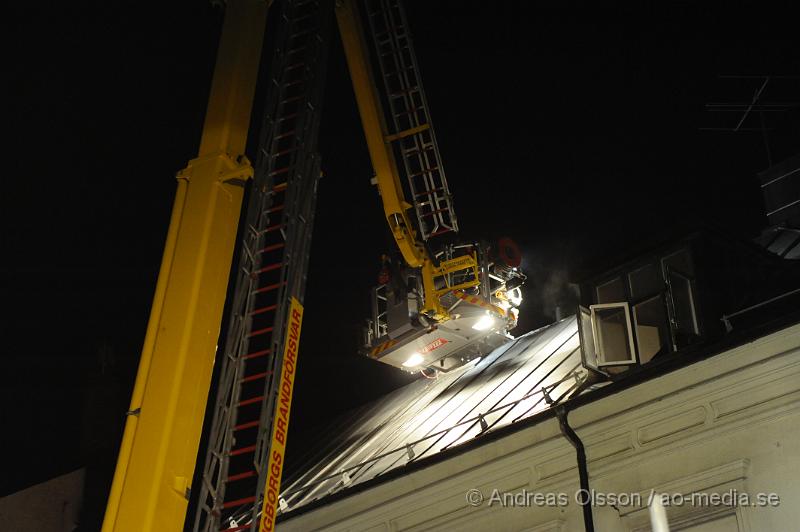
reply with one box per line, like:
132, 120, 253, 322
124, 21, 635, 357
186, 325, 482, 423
555, 405, 594, 532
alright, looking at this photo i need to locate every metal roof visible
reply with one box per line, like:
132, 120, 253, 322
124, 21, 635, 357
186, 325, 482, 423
279, 315, 585, 514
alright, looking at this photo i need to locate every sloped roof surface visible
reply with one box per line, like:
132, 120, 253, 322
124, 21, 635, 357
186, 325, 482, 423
280, 315, 584, 513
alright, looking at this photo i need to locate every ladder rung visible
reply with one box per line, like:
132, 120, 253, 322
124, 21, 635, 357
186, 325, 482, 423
234, 419, 260, 431
408, 166, 439, 179
240, 371, 271, 384
383, 65, 415, 78
286, 44, 309, 55
289, 27, 317, 39
258, 242, 285, 254
394, 106, 424, 118
268, 204, 285, 214
290, 12, 315, 24
280, 95, 303, 105
248, 326, 274, 338
269, 166, 290, 177
381, 45, 409, 58
229, 445, 257, 457
281, 78, 304, 89
263, 223, 283, 234
414, 186, 444, 197
226, 469, 257, 483
237, 395, 264, 408
276, 112, 299, 122
254, 281, 285, 294
384, 123, 430, 142
420, 207, 450, 218
274, 129, 296, 140
402, 145, 435, 156
255, 263, 282, 275
222, 495, 257, 509
389, 87, 419, 98
429, 227, 453, 237
272, 147, 297, 157
243, 348, 271, 360
373, 27, 404, 40
250, 304, 278, 316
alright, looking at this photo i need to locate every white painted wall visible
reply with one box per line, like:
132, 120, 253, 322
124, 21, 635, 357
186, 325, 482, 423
279, 322, 800, 531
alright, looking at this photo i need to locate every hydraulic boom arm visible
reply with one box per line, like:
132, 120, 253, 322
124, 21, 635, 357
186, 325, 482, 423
102, 1, 268, 530
335, 0, 481, 321
104, 2, 525, 531
335, 0, 425, 269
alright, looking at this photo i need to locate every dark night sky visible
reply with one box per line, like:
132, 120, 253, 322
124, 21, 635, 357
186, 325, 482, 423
3, 0, 798, 526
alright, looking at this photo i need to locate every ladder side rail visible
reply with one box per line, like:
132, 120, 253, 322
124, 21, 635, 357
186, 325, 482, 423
192, 0, 328, 529
383, 0, 458, 238
363, 0, 458, 240
248, 0, 333, 529
251, 153, 322, 528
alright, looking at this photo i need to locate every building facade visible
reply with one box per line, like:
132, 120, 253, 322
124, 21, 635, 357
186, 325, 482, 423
279, 320, 800, 531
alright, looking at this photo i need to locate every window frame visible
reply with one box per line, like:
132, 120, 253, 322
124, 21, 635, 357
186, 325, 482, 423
627, 262, 662, 301
578, 305, 598, 371
664, 265, 700, 341
589, 302, 638, 367
595, 276, 625, 304
631, 292, 670, 364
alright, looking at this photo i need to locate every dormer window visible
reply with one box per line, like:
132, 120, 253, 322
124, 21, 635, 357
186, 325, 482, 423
579, 245, 702, 376
579, 303, 636, 372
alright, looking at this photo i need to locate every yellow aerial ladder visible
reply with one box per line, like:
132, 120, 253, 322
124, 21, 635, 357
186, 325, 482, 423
102, 1, 525, 531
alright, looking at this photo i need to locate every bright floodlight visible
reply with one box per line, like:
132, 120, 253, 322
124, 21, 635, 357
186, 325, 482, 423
472, 315, 495, 331
508, 287, 523, 307
402, 352, 424, 368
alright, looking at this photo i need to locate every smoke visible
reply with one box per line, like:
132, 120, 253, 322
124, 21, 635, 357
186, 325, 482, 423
520, 245, 580, 321
540, 269, 579, 317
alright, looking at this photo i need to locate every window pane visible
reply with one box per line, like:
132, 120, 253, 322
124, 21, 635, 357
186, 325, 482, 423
669, 270, 699, 337
596, 277, 625, 303
579, 306, 597, 369
633, 295, 669, 363
662, 248, 694, 276
628, 263, 660, 300
594, 306, 634, 364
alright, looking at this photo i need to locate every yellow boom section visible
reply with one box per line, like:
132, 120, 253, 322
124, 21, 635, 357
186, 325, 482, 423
335, 0, 425, 270
102, 1, 268, 530
335, 0, 479, 320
